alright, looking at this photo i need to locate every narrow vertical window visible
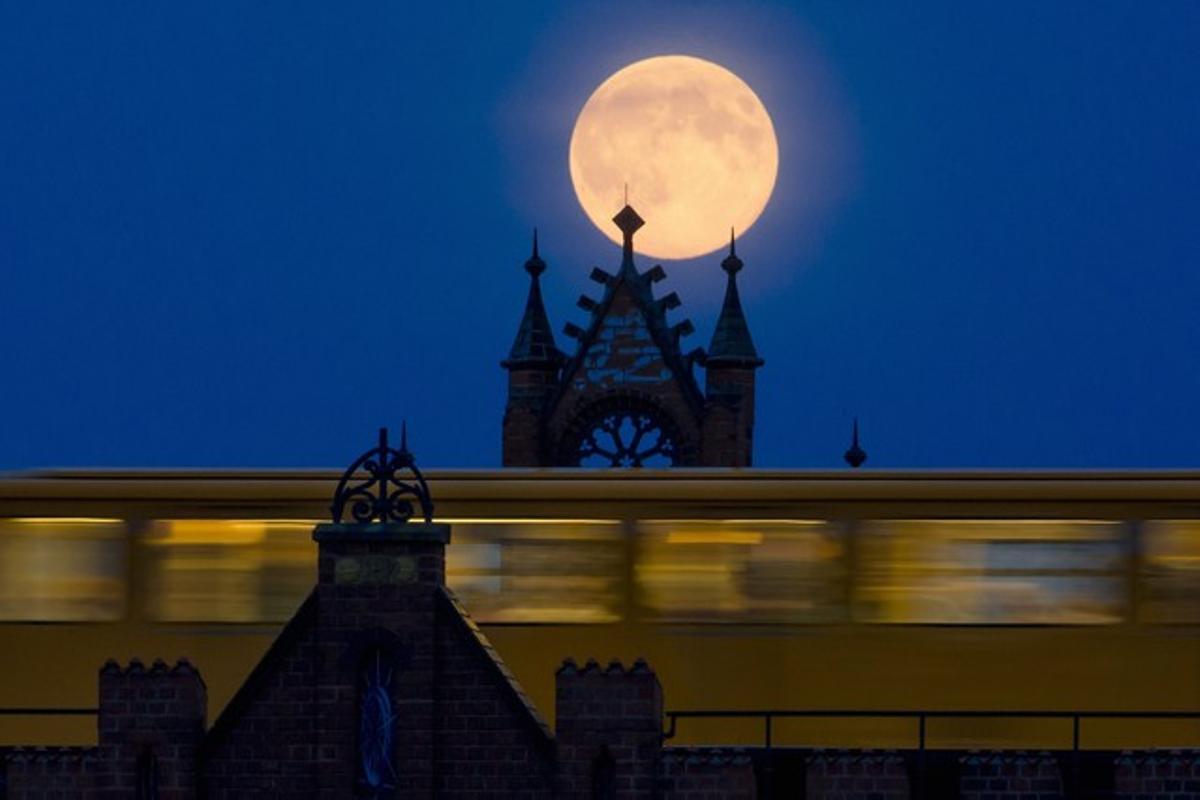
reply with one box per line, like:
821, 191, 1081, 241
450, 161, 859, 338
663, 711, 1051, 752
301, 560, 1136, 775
135, 747, 158, 800
591, 745, 616, 800
358, 650, 396, 794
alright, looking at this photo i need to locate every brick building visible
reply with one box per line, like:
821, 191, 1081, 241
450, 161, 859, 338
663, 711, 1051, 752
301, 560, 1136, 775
7, 506, 1193, 800
0, 435, 757, 798
501, 206, 763, 467
1, 450, 1197, 800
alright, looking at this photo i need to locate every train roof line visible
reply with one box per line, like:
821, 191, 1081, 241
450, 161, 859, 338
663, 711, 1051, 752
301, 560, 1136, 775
5, 468, 1200, 481
0, 469, 1199, 510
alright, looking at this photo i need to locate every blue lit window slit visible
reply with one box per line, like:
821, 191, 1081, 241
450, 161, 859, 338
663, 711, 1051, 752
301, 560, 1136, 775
358, 649, 397, 794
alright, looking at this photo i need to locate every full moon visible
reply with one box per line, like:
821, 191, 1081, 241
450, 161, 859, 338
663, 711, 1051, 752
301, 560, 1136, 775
569, 55, 779, 260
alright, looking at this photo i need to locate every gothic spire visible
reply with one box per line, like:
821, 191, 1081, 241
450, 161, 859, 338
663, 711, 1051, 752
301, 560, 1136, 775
502, 229, 562, 368
706, 230, 763, 365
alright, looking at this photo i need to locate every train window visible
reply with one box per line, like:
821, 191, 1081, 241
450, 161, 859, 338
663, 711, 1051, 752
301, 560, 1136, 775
1140, 521, 1200, 623
445, 521, 623, 623
0, 518, 126, 621
143, 520, 316, 622
635, 521, 845, 623
854, 520, 1126, 624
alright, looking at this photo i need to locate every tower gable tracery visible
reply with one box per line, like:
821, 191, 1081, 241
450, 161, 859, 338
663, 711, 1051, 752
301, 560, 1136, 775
555, 389, 694, 468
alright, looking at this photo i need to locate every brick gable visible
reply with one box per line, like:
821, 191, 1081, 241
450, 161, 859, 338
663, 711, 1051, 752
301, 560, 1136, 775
1, 518, 761, 798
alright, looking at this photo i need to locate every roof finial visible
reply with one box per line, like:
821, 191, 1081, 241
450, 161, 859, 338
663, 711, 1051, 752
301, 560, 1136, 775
524, 228, 546, 276
721, 229, 743, 276
843, 418, 867, 468
612, 204, 645, 268
624, 182, 628, 205
399, 421, 409, 454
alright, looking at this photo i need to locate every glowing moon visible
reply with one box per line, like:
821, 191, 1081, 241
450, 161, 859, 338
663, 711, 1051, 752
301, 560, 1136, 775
569, 55, 779, 260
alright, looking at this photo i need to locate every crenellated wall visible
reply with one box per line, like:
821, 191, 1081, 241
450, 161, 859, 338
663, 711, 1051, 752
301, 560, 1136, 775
3, 748, 96, 799
959, 751, 1062, 800
804, 750, 910, 800
660, 748, 757, 799
96, 658, 206, 800
1115, 750, 1200, 799
3, 658, 204, 800
555, 657, 663, 799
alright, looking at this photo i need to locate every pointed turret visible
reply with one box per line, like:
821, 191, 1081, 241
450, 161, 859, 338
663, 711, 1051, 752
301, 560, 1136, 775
701, 231, 764, 467
707, 230, 763, 366
502, 230, 562, 368
501, 230, 564, 466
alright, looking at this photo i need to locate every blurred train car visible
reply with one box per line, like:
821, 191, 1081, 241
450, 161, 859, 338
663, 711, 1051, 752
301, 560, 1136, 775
0, 469, 1198, 750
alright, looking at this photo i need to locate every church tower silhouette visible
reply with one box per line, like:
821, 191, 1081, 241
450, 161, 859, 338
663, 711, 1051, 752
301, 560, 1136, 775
501, 207, 763, 467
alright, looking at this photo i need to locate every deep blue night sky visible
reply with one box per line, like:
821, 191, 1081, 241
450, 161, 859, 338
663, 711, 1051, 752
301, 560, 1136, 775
2, 2, 1198, 469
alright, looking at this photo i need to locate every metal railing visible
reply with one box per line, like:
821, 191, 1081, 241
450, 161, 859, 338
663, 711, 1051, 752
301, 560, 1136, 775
663, 709, 1200, 800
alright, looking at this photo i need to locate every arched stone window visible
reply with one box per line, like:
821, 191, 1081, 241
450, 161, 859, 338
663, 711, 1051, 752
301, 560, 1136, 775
558, 393, 691, 467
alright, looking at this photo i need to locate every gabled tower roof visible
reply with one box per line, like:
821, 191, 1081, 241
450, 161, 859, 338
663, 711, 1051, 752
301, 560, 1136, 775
706, 231, 764, 366
550, 204, 704, 420
502, 230, 563, 368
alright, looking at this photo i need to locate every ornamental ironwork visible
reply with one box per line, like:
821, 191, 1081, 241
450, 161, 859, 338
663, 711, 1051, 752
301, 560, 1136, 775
330, 426, 434, 524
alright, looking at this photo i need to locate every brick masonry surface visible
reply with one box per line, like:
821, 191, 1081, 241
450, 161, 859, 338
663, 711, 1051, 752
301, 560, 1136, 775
1115, 751, 1200, 799
804, 750, 910, 800
659, 749, 756, 799
959, 751, 1063, 800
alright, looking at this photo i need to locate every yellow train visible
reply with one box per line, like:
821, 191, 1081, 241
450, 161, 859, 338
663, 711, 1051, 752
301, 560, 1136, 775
1, 469, 1198, 750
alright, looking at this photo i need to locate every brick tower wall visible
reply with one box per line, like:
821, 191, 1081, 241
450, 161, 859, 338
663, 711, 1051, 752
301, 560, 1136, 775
502, 366, 558, 466
309, 525, 448, 799
702, 364, 757, 467
555, 657, 663, 799
95, 658, 206, 800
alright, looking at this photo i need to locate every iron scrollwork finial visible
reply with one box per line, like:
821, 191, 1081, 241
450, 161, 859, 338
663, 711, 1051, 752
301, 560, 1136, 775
330, 425, 434, 524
